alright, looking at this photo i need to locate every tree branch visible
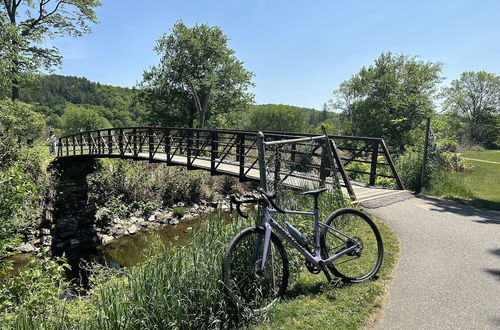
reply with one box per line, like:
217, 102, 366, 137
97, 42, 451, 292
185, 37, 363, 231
21, 0, 66, 37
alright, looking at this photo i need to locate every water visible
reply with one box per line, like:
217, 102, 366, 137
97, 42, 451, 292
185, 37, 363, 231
1, 215, 206, 286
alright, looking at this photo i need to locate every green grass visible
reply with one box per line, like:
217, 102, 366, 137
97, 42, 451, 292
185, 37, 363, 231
426, 149, 500, 211
253, 217, 399, 330
461, 150, 500, 163
3, 192, 400, 329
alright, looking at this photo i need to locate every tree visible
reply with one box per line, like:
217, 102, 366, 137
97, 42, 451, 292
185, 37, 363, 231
60, 104, 110, 136
0, 0, 101, 100
0, 98, 45, 138
332, 52, 442, 151
140, 21, 254, 128
442, 71, 500, 147
245, 104, 306, 132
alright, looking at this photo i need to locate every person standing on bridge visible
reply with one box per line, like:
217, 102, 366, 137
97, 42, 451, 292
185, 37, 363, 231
47, 130, 57, 155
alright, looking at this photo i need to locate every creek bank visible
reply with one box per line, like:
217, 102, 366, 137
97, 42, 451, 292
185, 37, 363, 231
95, 199, 234, 246
13, 198, 236, 254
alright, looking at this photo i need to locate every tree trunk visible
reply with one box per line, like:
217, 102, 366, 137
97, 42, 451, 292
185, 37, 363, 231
11, 79, 19, 100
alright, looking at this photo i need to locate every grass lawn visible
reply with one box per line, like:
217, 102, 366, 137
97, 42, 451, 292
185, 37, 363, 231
426, 149, 500, 211
253, 217, 399, 330
461, 150, 500, 163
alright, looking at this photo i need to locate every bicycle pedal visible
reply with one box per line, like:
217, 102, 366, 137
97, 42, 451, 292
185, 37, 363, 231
329, 277, 342, 287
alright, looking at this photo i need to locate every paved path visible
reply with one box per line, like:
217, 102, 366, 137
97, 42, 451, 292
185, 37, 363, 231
462, 157, 500, 165
365, 194, 500, 330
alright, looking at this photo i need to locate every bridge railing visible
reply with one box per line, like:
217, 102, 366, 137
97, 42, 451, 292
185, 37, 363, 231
57, 127, 404, 194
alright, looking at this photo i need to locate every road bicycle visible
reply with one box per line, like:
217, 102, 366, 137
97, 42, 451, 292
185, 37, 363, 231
222, 187, 384, 313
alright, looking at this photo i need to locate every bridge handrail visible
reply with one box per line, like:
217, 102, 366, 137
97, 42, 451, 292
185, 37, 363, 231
56, 126, 405, 192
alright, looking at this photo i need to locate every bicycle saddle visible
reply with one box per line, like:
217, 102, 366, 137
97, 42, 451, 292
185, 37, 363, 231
301, 187, 327, 196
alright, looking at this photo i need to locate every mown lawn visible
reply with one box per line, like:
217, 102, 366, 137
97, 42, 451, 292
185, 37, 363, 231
461, 150, 500, 163
427, 149, 500, 211
253, 217, 399, 330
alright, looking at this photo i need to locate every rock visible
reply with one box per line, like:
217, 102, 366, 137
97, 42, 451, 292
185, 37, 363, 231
18, 242, 36, 253
192, 203, 200, 210
56, 217, 78, 238
181, 214, 194, 221
41, 235, 52, 246
100, 234, 114, 245
112, 217, 122, 224
220, 204, 230, 212
127, 224, 139, 235
132, 210, 143, 217
41, 228, 51, 236
130, 216, 143, 224
169, 218, 179, 226
174, 202, 185, 207
184, 227, 193, 233
148, 214, 156, 222
156, 212, 173, 223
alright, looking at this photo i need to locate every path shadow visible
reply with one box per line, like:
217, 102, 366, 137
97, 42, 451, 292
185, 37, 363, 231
489, 248, 500, 257
414, 195, 500, 225
484, 269, 500, 282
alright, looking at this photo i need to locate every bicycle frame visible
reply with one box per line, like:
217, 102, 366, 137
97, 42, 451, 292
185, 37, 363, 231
257, 204, 360, 273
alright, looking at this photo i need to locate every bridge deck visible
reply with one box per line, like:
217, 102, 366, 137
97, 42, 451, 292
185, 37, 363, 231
120, 152, 405, 204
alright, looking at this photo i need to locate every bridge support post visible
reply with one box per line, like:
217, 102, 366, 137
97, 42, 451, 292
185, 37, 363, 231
119, 128, 124, 155
238, 134, 245, 180
187, 130, 193, 169
369, 140, 379, 186
210, 131, 218, 174
148, 128, 154, 162
257, 132, 267, 191
132, 128, 137, 157
165, 129, 171, 164
108, 129, 113, 154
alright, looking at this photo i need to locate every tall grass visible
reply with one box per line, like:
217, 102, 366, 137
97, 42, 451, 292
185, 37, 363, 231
10, 212, 260, 329
8, 189, 347, 329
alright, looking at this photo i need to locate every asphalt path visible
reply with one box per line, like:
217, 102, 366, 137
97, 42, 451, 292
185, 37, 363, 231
364, 194, 500, 330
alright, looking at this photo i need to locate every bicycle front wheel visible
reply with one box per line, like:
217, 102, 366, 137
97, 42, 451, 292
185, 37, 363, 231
320, 208, 383, 283
222, 227, 289, 313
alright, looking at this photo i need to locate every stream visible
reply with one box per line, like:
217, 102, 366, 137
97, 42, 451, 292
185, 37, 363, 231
1, 215, 206, 286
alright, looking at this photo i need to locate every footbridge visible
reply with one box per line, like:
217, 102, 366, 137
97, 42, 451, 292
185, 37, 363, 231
56, 127, 405, 202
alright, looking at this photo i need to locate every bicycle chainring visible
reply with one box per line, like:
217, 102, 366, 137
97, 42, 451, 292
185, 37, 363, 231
305, 260, 321, 274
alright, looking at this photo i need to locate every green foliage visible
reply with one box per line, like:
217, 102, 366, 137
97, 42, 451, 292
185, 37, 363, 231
396, 148, 438, 191
60, 103, 111, 135
172, 206, 186, 218
332, 52, 442, 151
140, 21, 254, 128
442, 71, 500, 148
440, 152, 472, 172
0, 253, 70, 326
0, 98, 45, 138
19, 74, 147, 128
0, 0, 101, 99
87, 160, 210, 219
246, 104, 307, 132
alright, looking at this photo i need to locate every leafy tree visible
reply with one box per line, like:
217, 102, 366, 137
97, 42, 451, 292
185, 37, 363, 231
0, 0, 101, 100
442, 71, 500, 147
0, 98, 45, 138
140, 21, 254, 128
332, 52, 442, 151
245, 104, 306, 132
60, 103, 110, 136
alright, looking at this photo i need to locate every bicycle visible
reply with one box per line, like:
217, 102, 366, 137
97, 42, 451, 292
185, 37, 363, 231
222, 187, 384, 313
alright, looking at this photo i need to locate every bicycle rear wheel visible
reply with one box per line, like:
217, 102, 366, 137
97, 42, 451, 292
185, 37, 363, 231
319, 208, 383, 282
222, 227, 289, 313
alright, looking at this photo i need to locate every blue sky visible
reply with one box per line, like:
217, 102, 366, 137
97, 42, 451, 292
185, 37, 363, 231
52, 0, 500, 109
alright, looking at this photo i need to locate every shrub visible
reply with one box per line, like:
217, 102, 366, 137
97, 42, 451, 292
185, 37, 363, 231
440, 152, 472, 173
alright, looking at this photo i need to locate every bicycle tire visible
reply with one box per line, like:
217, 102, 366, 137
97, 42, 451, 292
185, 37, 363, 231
222, 227, 289, 313
319, 208, 383, 283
